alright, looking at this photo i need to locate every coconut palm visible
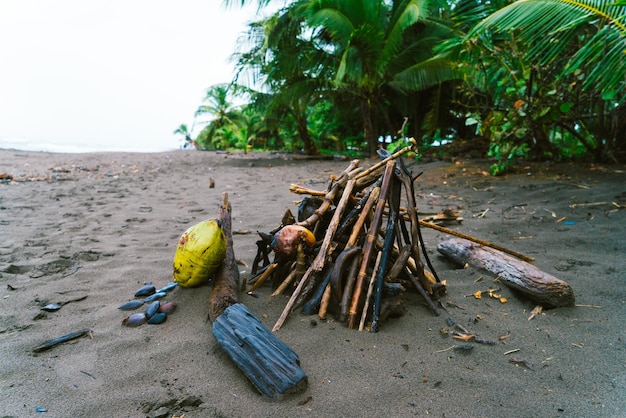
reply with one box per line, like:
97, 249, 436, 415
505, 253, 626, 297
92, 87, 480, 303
230, 0, 458, 153
233, 4, 337, 154
305, 0, 458, 155
194, 83, 246, 150
467, 0, 626, 99
173, 123, 195, 149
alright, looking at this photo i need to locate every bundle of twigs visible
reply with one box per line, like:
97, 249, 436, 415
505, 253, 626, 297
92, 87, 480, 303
249, 141, 446, 332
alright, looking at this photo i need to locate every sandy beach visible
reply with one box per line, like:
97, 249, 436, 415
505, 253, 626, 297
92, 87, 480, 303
1, 149, 625, 417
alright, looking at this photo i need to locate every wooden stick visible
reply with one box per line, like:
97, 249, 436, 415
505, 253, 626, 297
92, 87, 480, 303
371, 180, 399, 333
271, 244, 306, 297
329, 245, 362, 304
247, 262, 278, 294
301, 268, 333, 315
395, 161, 430, 291
339, 253, 362, 323
318, 284, 331, 320
354, 141, 416, 181
355, 167, 386, 191
296, 160, 359, 229
346, 186, 380, 248
388, 245, 412, 281
406, 269, 440, 316
347, 161, 396, 329
359, 252, 382, 331
273, 179, 356, 331
312, 179, 356, 271
336, 186, 379, 239
419, 220, 535, 262
271, 269, 297, 297
289, 184, 327, 196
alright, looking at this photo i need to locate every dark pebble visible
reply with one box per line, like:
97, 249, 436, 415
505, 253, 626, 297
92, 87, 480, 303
118, 300, 144, 310
143, 292, 166, 302
158, 302, 177, 314
147, 312, 167, 324
122, 313, 147, 327
145, 301, 160, 318
156, 282, 178, 293
134, 284, 156, 297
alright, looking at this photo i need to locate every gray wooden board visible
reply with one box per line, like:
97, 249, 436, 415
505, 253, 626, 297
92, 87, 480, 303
212, 303, 308, 398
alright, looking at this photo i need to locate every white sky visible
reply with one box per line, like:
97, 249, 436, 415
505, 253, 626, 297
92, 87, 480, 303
0, 0, 271, 152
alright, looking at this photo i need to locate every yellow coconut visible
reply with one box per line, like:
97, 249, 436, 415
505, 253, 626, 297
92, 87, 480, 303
173, 219, 226, 287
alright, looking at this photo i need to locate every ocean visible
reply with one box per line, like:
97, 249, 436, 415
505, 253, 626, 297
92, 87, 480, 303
0, 137, 178, 153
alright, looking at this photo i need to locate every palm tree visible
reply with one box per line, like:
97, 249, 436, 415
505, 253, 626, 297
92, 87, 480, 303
305, 0, 457, 155
226, 0, 460, 154
233, 4, 335, 154
194, 83, 246, 150
173, 123, 194, 149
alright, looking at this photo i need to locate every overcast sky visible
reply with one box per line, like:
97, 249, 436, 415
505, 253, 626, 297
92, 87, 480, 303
0, 1, 272, 152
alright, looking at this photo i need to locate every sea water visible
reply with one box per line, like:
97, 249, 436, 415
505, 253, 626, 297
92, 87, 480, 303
0, 136, 178, 153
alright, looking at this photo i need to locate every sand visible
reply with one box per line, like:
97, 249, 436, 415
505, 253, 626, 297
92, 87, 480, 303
0, 149, 625, 417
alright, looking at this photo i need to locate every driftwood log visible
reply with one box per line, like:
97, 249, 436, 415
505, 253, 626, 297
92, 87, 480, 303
209, 193, 308, 398
437, 238, 575, 308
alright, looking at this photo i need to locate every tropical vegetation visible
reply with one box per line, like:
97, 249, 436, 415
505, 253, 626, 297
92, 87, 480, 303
177, 0, 626, 173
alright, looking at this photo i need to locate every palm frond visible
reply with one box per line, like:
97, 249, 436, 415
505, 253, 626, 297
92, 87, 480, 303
468, 0, 626, 96
389, 56, 458, 94
308, 7, 356, 48
381, 0, 428, 67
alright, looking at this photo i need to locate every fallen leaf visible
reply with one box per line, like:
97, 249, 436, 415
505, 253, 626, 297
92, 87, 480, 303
453, 333, 475, 342
528, 305, 543, 321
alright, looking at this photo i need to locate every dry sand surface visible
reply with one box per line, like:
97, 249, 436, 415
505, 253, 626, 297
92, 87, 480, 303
1, 149, 625, 417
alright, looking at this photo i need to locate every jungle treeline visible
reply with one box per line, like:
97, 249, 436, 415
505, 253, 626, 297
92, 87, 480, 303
176, 0, 626, 173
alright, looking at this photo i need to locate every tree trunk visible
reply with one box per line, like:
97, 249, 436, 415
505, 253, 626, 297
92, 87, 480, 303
296, 118, 319, 155
362, 102, 378, 157
292, 106, 318, 155
529, 121, 556, 159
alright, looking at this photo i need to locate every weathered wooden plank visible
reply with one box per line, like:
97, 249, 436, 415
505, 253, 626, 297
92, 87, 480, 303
437, 238, 575, 308
213, 303, 308, 398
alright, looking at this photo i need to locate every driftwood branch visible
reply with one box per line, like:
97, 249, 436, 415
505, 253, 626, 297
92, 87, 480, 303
208, 193, 239, 322
437, 238, 574, 308
296, 160, 359, 229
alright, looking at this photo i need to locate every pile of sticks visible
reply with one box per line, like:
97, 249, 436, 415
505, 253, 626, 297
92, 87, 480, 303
250, 141, 446, 332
